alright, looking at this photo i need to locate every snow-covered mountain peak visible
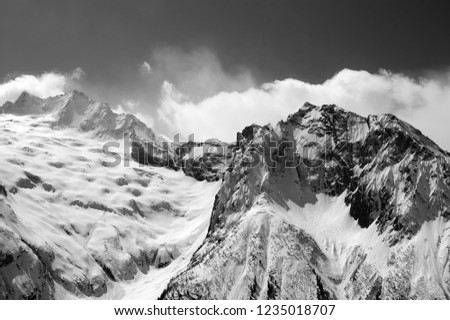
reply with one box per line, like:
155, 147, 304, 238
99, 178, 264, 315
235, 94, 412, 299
0, 90, 91, 117
162, 101, 450, 300
1, 91, 44, 115
0, 90, 167, 149
16, 90, 42, 103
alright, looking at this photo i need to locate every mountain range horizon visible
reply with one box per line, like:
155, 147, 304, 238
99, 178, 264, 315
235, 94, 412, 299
1, 86, 449, 299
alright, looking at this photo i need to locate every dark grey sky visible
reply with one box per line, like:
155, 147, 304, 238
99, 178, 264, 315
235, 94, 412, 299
1, 0, 450, 84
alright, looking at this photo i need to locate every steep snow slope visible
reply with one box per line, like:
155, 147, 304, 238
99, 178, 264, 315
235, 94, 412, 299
0, 114, 220, 299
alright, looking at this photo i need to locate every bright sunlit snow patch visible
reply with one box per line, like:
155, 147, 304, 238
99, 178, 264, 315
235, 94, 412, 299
0, 114, 220, 299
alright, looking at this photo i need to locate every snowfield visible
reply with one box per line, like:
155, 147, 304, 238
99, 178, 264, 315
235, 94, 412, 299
0, 113, 220, 299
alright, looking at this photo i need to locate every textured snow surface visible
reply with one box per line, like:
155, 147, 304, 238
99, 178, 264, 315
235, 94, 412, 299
0, 114, 220, 299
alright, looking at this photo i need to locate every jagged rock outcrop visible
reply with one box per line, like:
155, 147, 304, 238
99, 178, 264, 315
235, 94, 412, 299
175, 139, 234, 181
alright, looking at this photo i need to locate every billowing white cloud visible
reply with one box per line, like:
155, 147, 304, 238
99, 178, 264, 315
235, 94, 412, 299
157, 68, 450, 151
150, 47, 255, 101
139, 61, 152, 74
3, 64, 449, 152
113, 103, 155, 128
0, 68, 88, 106
134, 111, 155, 128
70, 67, 86, 80
112, 104, 127, 114
123, 99, 140, 110
0, 73, 67, 105
113, 99, 140, 114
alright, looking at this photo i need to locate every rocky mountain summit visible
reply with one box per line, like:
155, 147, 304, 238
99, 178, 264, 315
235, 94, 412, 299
161, 103, 450, 299
1, 92, 450, 299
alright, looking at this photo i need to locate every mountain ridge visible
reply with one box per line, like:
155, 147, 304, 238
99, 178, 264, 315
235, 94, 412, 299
1, 90, 450, 299
161, 100, 450, 299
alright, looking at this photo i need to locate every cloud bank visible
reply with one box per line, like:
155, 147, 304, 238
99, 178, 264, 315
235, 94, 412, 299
0, 73, 67, 105
1, 54, 449, 152
149, 47, 255, 101
157, 68, 450, 151
0, 67, 88, 106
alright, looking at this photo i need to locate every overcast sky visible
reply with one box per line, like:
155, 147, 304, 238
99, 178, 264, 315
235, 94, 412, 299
1, 0, 450, 150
